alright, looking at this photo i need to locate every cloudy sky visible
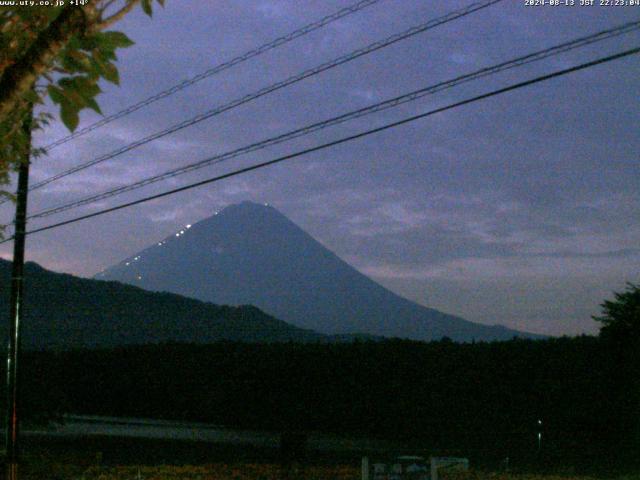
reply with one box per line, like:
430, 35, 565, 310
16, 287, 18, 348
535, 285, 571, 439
1, 0, 638, 336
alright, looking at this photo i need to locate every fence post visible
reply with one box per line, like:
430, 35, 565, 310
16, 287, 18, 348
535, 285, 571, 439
361, 456, 369, 480
430, 457, 438, 480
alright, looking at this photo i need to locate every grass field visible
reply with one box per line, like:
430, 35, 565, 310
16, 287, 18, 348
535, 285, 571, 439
442, 473, 639, 480
11, 442, 639, 480
18, 461, 358, 479
14, 459, 640, 480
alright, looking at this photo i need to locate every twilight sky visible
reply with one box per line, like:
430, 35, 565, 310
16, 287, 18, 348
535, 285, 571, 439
1, 0, 638, 336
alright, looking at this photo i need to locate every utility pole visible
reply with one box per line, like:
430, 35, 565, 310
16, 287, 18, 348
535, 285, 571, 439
5, 104, 32, 480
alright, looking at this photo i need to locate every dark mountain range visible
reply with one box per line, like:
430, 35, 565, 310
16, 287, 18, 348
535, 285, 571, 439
99, 201, 540, 342
0, 259, 326, 349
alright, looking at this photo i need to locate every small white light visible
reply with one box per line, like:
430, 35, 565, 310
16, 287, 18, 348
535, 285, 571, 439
125, 262, 130, 266
176, 233, 180, 237
186, 224, 191, 229
137, 275, 142, 280
180, 230, 185, 234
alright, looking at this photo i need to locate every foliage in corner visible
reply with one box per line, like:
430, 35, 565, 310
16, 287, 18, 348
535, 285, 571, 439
593, 282, 640, 343
0, 0, 165, 196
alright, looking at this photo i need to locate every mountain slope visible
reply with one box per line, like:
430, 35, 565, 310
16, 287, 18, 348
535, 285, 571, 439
99, 201, 539, 342
0, 259, 325, 349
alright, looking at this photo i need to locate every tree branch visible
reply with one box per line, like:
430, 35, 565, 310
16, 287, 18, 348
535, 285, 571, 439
94, 0, 140, 32
0, 6, 90, 122
100, 0, 123, 16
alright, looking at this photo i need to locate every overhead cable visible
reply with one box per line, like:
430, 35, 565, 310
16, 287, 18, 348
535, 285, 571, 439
41, 0, 386, 151
26, 0, 503, 193
3, 46, 635, 244
28, 20, 640, 221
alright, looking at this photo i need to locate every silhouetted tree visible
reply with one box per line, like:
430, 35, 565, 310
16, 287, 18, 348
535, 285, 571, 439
593, 283, 640, 460
593, 282, 640, 343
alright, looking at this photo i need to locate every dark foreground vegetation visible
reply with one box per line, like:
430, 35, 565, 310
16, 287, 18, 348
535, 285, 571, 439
7, 332, 639, 474
0, 259, 327, 348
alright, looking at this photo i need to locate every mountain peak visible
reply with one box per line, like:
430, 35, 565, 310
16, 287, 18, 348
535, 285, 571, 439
223, 200, 273, 212
197, 201, 280, 226
99, 202, 541, 342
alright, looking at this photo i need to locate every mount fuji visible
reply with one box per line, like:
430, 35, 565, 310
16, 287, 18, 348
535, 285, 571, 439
98, 201, 538, 342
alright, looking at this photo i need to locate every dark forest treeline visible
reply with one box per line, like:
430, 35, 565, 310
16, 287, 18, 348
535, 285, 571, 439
9, 335, 640, 468
0, 260, 328, 348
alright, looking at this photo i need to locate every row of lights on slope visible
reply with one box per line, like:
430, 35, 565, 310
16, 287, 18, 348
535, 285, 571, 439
123, 224, 192, 267
101, 205, 267, 275
125, 255, 140, 267
100, 205, 267, 276
174, 224, 191, 243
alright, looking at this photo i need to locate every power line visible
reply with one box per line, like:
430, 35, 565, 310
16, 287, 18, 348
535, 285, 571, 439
41, 0, 385, 152
26, 0, 503, 193
2, 46, 636, 244
27, 20, 640, 221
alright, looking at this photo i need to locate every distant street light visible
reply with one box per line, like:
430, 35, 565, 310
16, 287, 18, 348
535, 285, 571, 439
537, 419, 542, 453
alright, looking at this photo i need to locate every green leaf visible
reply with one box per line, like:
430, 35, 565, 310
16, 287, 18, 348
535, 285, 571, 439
58, 76, 101, 104
92, 46, 117, 63
75, 77, 102, 98
60, 102, 79, 132
61, 50, 91, 74
47, 85, 65, 105
141, 0, 153, 16
87, 55, 107, 79
66, 36, 82, 51
85, 97, 102, 115
57, 79, 85, 107
102, 31, 135, 49
24, 89, 39, 104
102, 62, 120, 85
51, 75, 106, 129
78, 35, 100, 50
